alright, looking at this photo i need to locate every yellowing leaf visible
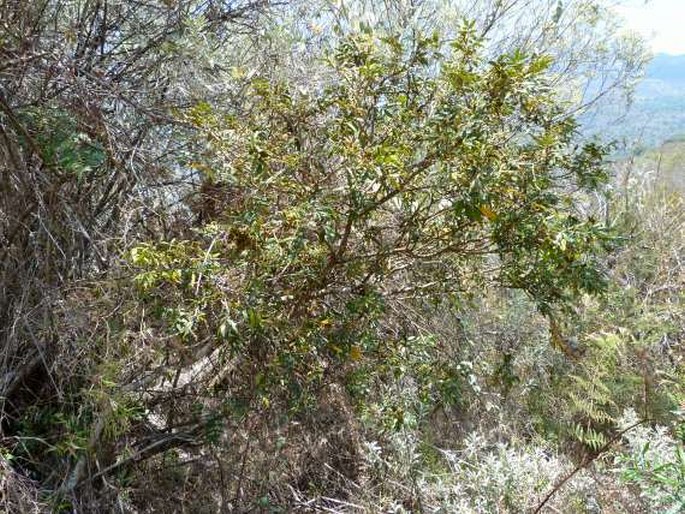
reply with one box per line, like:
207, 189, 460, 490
479, 205, 497, 221
349, 346, 362, 361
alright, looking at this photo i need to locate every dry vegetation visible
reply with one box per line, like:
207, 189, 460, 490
0, 1, 682, 512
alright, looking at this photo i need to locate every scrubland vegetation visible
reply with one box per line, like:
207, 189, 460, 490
0, 1, 682, 512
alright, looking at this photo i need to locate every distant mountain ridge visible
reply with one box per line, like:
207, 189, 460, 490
636, 53, 685, 98
582, 53, 685, 149
643, 53, 685, 83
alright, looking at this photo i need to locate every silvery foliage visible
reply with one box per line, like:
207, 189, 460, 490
615, 409, 685, 514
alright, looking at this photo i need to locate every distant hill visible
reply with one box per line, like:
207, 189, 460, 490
635, 54, 685, 103
627, 137, 685, 192
643, 53, 685, 83
582, 53, 685, 150
583, 54, 685, 192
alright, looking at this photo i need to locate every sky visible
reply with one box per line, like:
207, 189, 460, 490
615, 0, 685, 55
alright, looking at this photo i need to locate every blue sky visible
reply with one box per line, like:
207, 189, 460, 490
616, 0, 685, 55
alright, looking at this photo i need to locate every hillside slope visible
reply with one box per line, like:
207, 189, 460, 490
584, 53, 685, 149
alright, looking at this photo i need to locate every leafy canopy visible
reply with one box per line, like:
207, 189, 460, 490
130, 24, 613, 409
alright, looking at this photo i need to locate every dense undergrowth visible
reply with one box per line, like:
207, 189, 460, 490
0, 1, 682, 513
